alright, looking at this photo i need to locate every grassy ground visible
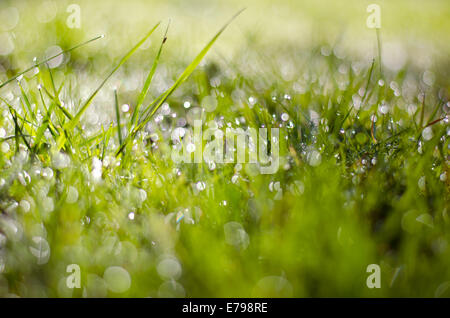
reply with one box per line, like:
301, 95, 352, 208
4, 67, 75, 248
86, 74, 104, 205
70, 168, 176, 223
0, 0, 449, 297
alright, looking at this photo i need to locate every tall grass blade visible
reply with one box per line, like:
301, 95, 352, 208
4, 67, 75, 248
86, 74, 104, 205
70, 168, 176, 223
56, 23, 161, 150
116, 9, 244, 157
114, 89, 123, 146
130, 21, 170, 130
136, 9, 244, 136
0, 35, 104, 90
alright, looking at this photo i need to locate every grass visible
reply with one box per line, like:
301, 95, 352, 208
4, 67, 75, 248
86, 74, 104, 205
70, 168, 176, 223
0, 0, 449, 298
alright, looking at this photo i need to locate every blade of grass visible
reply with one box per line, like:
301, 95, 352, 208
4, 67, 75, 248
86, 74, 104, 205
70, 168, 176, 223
338, 105, 354, 132
101, 123, 114, 162
8, 106, 31, 151
117, 9, 245, 157
42, 86, 73, 121
56, 22, 161, 150
0, 35, 104, 90
130, 20, 170, 131
114, 89, 123, 146
419, 93, 425, 128
371, 113, 377, 143
33, 90, 58, 152
376, 28, 383, 77
45, 63, 67, 125
424, 116, 446, 128
140, 9, 245, 125
0, 134, 31, 142
362, 59, 375, 103
425, 100, 443, 127
355, 59, 375, 119
0, 97, 35, 128
18, 82, 37, 122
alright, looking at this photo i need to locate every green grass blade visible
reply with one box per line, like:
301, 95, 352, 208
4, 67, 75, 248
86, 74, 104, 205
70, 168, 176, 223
135, 9, 245, 134
18, 82, 36, 122
42, 86, 73, 121
130, 21, 170, 130
419, 94, 425, 128
0, 35, 104, 90
101, 124, 114, 162
56, 23, 160, 150
8, 106, 32, 151
33, 90, 57, 151
116, 10, 244, 157
114, 89, 123, 146
425, 100, 443, 127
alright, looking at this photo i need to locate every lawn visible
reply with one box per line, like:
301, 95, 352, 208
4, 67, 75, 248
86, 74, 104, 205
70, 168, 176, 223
0, 0, 449, 297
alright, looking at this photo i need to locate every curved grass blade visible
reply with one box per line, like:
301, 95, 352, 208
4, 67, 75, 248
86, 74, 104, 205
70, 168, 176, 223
33, 89, 58, 152
114, 89, 123, 146
8, 106, 31, 151
134, 9, 244, 141
0, 35, 104, 90
130, 20, 170, 131
42, 86, 73, 121
116, 9, 245, 157
101, 123, 114, 162
57, 22, 161, 150
139, 9, 245, 129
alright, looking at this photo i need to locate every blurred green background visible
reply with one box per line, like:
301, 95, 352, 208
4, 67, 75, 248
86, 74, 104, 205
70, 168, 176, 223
2, 0, 450, 65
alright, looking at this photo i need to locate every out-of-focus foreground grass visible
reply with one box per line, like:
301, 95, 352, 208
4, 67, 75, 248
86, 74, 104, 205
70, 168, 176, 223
0, 0, 449, 297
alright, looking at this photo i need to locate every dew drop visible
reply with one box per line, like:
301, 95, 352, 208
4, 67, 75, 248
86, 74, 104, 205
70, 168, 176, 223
422, 127, 433, 141
196, 181, 206, 191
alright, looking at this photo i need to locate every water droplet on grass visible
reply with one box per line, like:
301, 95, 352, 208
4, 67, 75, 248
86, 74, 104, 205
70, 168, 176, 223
224, 222, 249, 249
202, 95, 217, 112
103, 266, 131, 294
18, 171, 31, 185
66, 186, 78, 204
158, 280, 185, 298
186, 143, 195, 153
422, 127, 433, 141
44, 45, 64, 69
52, 152, 70, 169
416, 213, 434, 228
306, 150, 321, 166
379, 104, 389, 114
121, 104, 129, 112
157, 257, 182, 280
42, 197, 54, 213
19, 199, 30, 212
418, 176, 426, 190
1, 142, 10, 153
196, 181, 206, 191
28, 236, 50, 266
